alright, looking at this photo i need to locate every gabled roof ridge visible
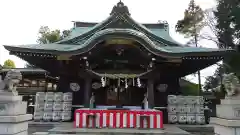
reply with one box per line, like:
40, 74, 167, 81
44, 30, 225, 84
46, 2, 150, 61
59, 13, 180, 46
74, 21, 167, 28
57, 1, 180, 46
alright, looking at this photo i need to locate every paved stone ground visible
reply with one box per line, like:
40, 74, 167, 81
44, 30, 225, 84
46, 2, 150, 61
27, 122, 215, 135
28, 125, 53, 135
28, 128, 214, 135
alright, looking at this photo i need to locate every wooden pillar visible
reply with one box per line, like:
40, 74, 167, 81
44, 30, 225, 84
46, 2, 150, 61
147, 79, 154, 109
84, 77, 92, 107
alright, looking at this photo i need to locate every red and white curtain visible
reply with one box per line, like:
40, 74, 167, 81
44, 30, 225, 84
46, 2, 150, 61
75, 109, 163, 129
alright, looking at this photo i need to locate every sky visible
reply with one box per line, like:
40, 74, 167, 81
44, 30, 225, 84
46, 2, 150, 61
0, 0, 217, 84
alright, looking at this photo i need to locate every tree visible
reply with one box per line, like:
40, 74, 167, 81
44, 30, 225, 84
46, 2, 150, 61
180, 79, 199, 96
214, 0, 238, 48
175, 0, 204, 91
37, 26, 70, 44
203, 65, 224, 91
26, 26, 71, 68
213, 0, 240, 75
201, 0, 239, 96
175, 0, 204, 38
3, 59, 16, 68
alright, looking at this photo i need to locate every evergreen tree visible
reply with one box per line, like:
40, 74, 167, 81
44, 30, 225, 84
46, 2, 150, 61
175, 0, 204, 91
214, 0, 240, 74
203, 0, 240, 91
214, 0, 238, 48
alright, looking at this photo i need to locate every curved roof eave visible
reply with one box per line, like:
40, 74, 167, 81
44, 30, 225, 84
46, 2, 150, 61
56, 15, 115, 44
4, 29, 233, 58
56, 11, 180, 46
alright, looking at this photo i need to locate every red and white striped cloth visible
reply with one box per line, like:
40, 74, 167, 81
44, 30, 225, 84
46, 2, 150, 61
74, 109, 163, 129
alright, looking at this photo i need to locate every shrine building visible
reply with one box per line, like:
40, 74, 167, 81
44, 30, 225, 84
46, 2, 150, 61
4, 1, 232, 117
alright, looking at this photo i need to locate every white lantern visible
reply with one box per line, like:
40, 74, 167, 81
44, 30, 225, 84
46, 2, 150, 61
137, 78, 141, 87
125, 78, 128, 89
101, 77, 106, 87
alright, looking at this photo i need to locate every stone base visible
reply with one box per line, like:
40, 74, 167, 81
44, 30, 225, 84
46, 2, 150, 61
0, 91, 32, 135
0, 121, 28, 135
216, 105, 240, 120
0, 91, 22, 102
221, 98, 240, 105
216, 98, 240, 120
0, 102, 27, 116
211, 117, 240, 135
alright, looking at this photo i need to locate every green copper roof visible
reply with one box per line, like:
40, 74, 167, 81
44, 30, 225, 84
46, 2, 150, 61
3, 1, 232, 58
69, 26, 181, 45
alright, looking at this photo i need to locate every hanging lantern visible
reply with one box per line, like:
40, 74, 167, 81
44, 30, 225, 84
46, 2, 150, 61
86, 61, 89, 67
114, 87, 118, 93
101, 77, 106, 87
137, 78, 141, 87
118, 78, 121, 87
125, 78, 128, 89
104, 75, 107, 86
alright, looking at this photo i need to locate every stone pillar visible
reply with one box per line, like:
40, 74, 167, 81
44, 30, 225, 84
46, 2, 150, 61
147, 79, 154, 109
211, 97, 240, 135
84, 77, 92, 107
0, 91, 32, 135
